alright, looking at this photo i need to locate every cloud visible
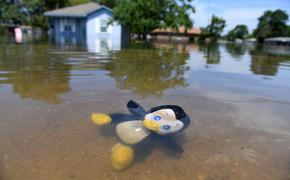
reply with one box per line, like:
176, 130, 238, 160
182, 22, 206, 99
190, 0, 290, 34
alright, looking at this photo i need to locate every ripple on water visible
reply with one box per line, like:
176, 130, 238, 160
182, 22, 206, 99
0, 71, 11, 82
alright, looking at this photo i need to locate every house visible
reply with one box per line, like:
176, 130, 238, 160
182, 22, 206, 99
244, 38, 257, 44
44, 2, 124, 52
151, 26, 201, 42
264, 37, 290, 47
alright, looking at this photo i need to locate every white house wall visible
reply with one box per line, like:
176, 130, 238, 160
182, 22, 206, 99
86, 9, 121, 53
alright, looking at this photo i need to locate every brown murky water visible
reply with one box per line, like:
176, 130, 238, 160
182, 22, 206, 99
0, 42, 290, 180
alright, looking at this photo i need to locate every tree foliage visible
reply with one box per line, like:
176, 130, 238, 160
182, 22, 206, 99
93, 0, 117, 8
0, 0, 90, 29
113, 0, 195, 39
200, 15, 226, 41
253, 9, 289, 42
44, 0, 90, 9
23, 0, 47, 29
0, 1, 24, 25
68, 0, 91, 6
226, 24, 249, 41
44, 0, 70, 10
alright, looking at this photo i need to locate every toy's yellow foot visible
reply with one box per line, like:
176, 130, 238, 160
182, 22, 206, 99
91, 113, 112, 125
111, 143, 134, 171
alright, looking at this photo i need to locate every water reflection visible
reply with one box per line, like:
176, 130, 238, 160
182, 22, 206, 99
196, 43, 290, 76
199, 43, 221, 65
153, 42, 199, 53
0, 42, 290, 104
250, 47, 288, 76
0, 45, 71, 104
103, 49, 190, 97
86, 37, 121, 53
224, 43, 248, 58
55, 33, 121, 54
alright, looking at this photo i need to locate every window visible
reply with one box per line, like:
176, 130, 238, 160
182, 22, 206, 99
63, 19, 72, 32
100, 20, 107, 32
64, 25, 72, 32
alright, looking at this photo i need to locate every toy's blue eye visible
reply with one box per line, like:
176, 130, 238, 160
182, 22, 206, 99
161, 125, 171, 130
153, 116, 161, 121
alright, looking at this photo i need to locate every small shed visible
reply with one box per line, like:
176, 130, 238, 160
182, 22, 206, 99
44, 2, 123, 52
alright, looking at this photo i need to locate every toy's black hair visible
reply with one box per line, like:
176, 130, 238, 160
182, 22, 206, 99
149, 105, 187, 120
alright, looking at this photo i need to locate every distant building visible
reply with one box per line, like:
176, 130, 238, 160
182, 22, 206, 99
44, 2, 124, 52
244, 38, 257, 44
151, 27, 201, 42
264, 37, 290, 46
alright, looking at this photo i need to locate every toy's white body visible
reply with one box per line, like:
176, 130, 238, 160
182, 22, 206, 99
116, 120, 150, 144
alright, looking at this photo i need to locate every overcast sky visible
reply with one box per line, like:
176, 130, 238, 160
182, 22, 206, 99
190, 0, 290, 34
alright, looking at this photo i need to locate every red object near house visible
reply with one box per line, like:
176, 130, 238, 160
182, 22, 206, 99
14, 27, 23, 44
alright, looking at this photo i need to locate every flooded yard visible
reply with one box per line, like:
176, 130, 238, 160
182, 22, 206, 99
0, 42, 290, 180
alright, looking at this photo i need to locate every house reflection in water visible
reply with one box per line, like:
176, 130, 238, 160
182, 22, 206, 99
86, 37, 121, 53
44, 2, 124, 53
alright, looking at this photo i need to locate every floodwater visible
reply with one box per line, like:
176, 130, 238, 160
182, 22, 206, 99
0, 42, 290, 180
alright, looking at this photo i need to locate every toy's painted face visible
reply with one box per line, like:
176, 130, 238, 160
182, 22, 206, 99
143, 109, 184, 135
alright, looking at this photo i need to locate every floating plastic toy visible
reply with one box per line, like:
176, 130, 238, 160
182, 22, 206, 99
91, 100, 190, 170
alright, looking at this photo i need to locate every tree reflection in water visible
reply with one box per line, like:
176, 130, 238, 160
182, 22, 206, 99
0, 45, 71, 104
104, 49, 190, 97
250, 45, 290, 76
1, 42, 289, 104
199, 43, 221, 65
224, 43, 248, 59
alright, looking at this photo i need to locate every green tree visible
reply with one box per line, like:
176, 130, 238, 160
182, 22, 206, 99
23, 0, 48, 29
113, 0, 195, 40
0, 0, 48, 28
68, 0, 91, 6
226, 24, 249, 41
44, 0, 70, 10
0, 2, 24, 25
253, 9, 289, 42
200, 15, 226, 41
0, 0, 91, 29
93, 0, 117, 8
44, 0, 90, 9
